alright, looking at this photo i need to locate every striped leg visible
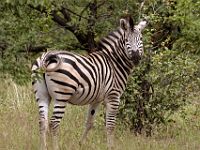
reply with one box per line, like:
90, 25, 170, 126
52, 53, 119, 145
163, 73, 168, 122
106, 99, 120, 150
33, 80, 50, 150
49, 100, 68, 150
80, 102, 100, 144
39, 103, 50, 150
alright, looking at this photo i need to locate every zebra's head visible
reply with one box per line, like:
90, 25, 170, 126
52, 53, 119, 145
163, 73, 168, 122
120, 16, 147, 64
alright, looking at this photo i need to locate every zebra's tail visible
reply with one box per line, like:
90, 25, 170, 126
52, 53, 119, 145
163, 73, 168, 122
31, 52, 61, 83
41, 52, 61, 72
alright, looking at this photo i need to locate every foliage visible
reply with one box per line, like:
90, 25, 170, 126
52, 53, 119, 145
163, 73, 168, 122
143, 0, 200, 53
0, 0, 143, 83
118, 0, 200, 135
119, 50, 200, 135
0, 1, 68, 83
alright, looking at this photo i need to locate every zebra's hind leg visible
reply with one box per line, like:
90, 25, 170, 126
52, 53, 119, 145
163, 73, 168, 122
33, 79, 51, 150
106, 99, 120, 150
49, 99, 68, 150
80, 102, 100, 144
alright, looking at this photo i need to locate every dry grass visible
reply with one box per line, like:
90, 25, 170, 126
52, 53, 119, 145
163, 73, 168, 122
0, 79, 200, 150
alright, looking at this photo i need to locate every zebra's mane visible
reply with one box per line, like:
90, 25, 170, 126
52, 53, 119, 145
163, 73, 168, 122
97, 28, 124, 51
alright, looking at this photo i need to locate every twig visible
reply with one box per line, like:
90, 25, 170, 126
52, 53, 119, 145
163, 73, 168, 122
66, 7, 89, 20
97, 0, 106, 8
138, 0, 147, 19
60, 6, 71, 22
97, 13, 112, 19
79, 3, 90, 21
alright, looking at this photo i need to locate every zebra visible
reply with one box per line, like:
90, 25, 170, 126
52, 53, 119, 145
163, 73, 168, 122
32, 15, 147, 150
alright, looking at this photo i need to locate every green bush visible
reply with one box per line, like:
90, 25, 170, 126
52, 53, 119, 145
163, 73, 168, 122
119, 50, 200, 135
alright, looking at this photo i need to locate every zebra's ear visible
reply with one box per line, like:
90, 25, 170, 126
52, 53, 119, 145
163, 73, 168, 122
120, 16, 134, 31
120, 19, 128, 30
137, 20, 148, 31
120, 18, 129, 31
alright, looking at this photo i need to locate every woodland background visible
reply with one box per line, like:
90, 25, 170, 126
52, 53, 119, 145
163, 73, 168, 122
0, 0, 200, 149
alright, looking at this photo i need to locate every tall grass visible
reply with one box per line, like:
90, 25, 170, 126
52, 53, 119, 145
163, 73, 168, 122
0, 78, 200, 150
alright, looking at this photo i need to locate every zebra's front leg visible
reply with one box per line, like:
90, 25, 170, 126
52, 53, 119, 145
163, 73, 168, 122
80, 102, 100, 144
106, 99, 120, 150
49, 100, 67, 150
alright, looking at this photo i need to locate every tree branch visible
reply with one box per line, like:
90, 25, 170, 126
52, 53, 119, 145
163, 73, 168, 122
28, 4, 47, 14
50, 10, 74, 30
29, 4, 89, 48
97, 0, 106, 8
65, 7, 89, 20
79, 3, 90, 21
26, 45, 48, 53
28, 3, 99, 52
60, 6, 71, 22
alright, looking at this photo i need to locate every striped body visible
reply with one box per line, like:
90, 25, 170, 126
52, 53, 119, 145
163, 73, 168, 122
44, 50, 124, 106
32, 16, 147, 150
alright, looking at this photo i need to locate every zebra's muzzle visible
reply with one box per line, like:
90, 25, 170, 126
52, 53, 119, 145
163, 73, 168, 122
131, 50, 141, 65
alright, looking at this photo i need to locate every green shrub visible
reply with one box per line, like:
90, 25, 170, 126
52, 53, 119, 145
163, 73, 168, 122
119, 50, 200, 136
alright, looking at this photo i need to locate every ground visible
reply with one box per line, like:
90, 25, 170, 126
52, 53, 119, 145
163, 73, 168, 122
0, 79, 200, 150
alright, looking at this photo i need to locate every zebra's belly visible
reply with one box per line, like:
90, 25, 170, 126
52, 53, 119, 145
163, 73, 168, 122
69, 84, 106, 105
68, 85, 95, 105
45, 75, 102, 106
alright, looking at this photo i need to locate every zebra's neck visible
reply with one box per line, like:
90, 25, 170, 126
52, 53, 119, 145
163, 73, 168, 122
94, 28, 133, 91
97, 28, 133, 74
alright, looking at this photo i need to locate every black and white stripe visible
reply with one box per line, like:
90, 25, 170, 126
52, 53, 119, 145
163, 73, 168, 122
32, 16, 147, 150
